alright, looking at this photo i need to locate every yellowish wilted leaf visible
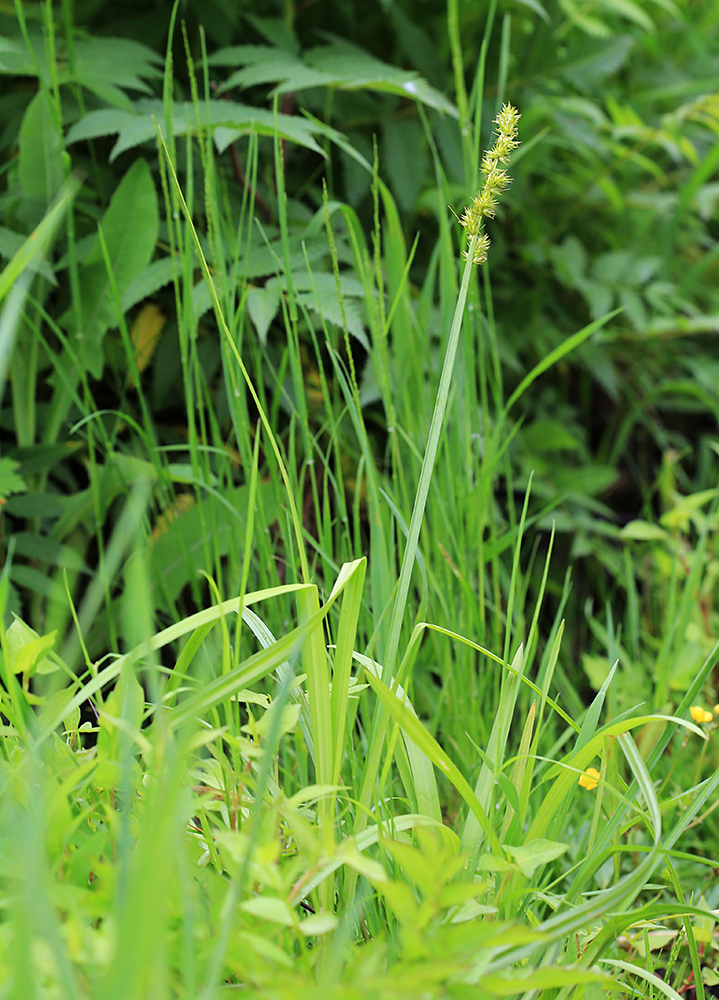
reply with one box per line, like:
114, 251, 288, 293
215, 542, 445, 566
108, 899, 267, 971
131, 302, 165, 374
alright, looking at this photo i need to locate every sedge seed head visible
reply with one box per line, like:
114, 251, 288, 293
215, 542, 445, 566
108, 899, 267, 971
460, 103, 521, 264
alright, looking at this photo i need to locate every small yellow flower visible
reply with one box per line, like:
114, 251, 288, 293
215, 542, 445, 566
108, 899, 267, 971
714, 704, 719, 715
579, 767, 600, 791
690, 705, 713, 724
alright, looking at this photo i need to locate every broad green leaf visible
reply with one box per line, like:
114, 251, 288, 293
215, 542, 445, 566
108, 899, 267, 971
561, 36, 635, 92
305, 41, 458, 117
506, 839, 569, 877
214, 47, 329, 92
71, 37, 162, 110
67, 100, 327, 161
95, 664, 146, 787
0, 32, 47, 78
210, 40, 458, 118
18, 91, 65, 219
478, 854, 515, 873
240, 897, 295, 926
11, 532, 88, 572
63, 704, 81, 738
247, 283, 281, 345
297, 913, 338, 936
522, 420, 582, 453
70, 158, 158, 378
382, 117, 428, 213
620, 520, 670, 541
6, 618, 57, 677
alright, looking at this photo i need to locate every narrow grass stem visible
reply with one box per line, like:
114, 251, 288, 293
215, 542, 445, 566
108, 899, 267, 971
350, 234, 480, 877
383, 234, 479, 682
155, 126, 311, 586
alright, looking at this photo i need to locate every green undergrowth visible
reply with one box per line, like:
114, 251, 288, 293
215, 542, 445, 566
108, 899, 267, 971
2, 0, 719, 997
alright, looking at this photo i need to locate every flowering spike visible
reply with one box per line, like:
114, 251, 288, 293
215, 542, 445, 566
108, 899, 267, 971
460, 103, 520, 265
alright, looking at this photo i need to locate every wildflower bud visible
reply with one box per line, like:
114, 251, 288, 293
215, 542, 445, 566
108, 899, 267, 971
690, 705, 713, 724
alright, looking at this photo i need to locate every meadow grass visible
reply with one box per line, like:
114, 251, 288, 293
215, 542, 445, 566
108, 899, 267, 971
2, 4, 719, 997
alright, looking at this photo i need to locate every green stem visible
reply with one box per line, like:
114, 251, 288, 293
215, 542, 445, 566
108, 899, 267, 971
383, 233, 479, 681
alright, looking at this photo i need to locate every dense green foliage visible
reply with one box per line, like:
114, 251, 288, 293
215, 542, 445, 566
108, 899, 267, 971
1, 0, 719, 996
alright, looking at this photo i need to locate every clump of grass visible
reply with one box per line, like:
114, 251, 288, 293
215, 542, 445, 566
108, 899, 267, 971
3, 12, 719, 1000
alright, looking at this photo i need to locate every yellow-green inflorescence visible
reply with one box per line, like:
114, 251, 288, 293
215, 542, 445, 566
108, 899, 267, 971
460, 103, 521, 265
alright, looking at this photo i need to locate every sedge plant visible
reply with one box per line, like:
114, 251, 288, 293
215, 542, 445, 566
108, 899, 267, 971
4, 8, 719, 996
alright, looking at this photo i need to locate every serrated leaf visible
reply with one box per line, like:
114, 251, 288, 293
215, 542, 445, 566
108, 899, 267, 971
71, 37, 162, 111
304, 41, 458, 117
3, 490, 63, 518
561, 36, 634, 92
603, 0, 654, 31
215, 47, 328, 92
120, 257, 176, 311
291, 275, 368, 347
67, 100, 327, 161
0, 32, 47, 78
211, 40, 458, 117
66, 107, 139, 147
0, 457, 26, 500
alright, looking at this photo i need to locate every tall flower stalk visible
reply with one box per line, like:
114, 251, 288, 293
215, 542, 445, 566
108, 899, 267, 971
383, 102, 521, 681
459, 102, 521, 266
355, 106, 521, 853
